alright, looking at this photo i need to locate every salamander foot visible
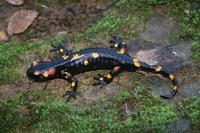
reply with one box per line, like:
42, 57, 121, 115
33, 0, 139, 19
63, 91, 77, 102
93, 74, 110, 88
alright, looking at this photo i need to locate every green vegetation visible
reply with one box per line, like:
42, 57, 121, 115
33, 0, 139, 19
1, 85, 199, 132
191, 41, 200, 64
86, 0, 147, 40
177, 96, 200, 125
0, 0, 200, 132
0, 35, 66, 83
0, 86, 177, 132
0, 41, 41, 83
36, 0, 52, 5
180, 10, 200, 40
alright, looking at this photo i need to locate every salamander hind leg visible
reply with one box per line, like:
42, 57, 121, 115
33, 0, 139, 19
93, 66, 121, 88
62, 72, 78, 101
109, 36, 126, 54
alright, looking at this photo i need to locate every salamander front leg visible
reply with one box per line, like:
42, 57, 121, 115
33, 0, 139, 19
109, 36, 126, 54
63, 72, 78, 101
93, 66, 121, 88
50, 42, 70, 59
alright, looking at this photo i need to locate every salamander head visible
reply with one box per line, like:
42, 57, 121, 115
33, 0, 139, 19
26, 60, 56, 82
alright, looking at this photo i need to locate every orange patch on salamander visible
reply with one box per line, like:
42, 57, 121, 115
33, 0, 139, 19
173, 86, 179, 90
47, 68, 56, 76
32, 61, 38, 66
34, 70, 41, 75
114, 66, 120, 71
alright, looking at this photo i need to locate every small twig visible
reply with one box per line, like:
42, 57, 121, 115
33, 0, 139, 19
16, 55, 24, 63
38, 4, 48, 9
125, 103, 132, 116
67, 5, 78, 17
56, 109, 80, 128
93, 0, 119, 13
43, 80, 51, 90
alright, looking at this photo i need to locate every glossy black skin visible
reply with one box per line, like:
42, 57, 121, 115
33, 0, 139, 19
60, 48, 134, 74
26, 37, 179, 101
27, 48, 133, 81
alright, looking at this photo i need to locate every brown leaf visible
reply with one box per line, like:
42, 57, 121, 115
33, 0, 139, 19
7, 10, 38, 35
4, 0, 23, 5
0, 28, 8, 42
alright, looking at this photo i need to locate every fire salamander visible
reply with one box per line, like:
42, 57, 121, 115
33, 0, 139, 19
26, 36, 179, 101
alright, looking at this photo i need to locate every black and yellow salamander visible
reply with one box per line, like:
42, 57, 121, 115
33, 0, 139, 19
26, 36, 179, 101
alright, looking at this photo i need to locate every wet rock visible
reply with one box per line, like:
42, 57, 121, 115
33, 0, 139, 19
164, 119, 190, 133
140, 15, 178, 44
82, 84, 119, 104
126, 41, 187, 72
172, 41, 193, 61
140, 16, 166, 43
181, 79, 200, 97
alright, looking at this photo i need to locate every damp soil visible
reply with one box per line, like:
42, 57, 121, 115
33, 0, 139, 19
0, 0, 111, 40
0, 0, 199, 104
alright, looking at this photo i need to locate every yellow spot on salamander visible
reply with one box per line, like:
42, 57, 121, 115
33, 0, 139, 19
173, 86, 178, 90
121, 41, 126, 44
133, 59, 140, 67
71, 54, 84, 61
34, 70, 40, 75
100, 77, 103, 81
92, 53, 99, 58
84, 60, 89, 65
169, 75, 174, 80
114, 44, 118, 48
43, 71, 48, 77
73, 54, 79, 59
62, 55, 69, 60
71, 82, 75, 87
59, 48, 64, 53
107, 74, 112, 79
155, 66, 162, 72
117, 48, 125, 54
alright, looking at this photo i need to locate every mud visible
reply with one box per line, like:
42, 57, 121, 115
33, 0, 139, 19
30, 2, 105, 39
0, 0, 111, 40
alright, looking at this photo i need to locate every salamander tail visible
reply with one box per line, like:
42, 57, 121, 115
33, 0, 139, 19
132, 59, 179, 99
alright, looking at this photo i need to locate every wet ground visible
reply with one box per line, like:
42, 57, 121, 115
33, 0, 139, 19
1, 0, 199, 109
0, 0, 109, 40
1, 0, 199, 106
0, 0, 199, 132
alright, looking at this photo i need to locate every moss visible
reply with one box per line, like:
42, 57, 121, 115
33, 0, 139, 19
0, 35, 67, 83
191, 41, 200, 64
0, 84, 181, 133
86, 0, 147, 40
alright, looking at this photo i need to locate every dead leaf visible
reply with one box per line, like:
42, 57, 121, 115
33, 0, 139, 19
7, 10, 38, 35
4, 0, 23, 5
0, 28, 8, 42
